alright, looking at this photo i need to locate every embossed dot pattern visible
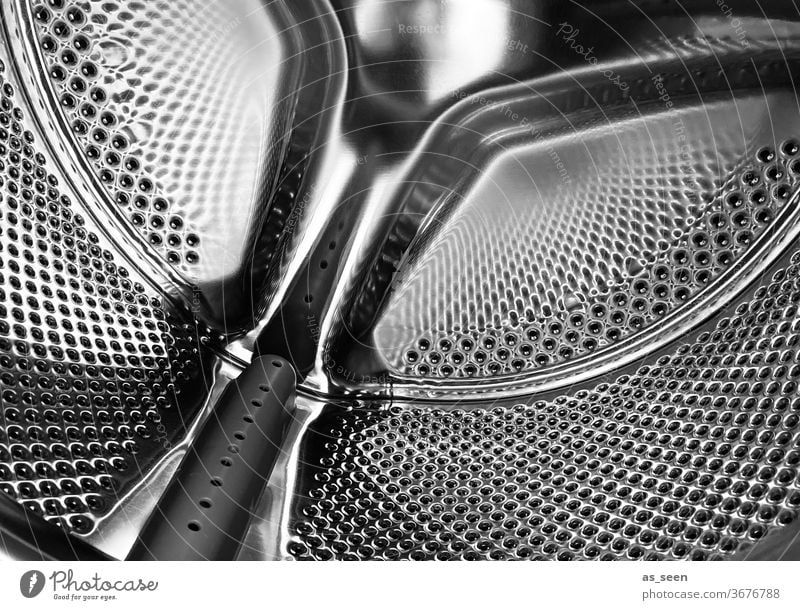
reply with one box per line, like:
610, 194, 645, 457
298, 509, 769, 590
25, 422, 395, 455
289, 253, 800, 560
0, 60, 206, 535
30, 0, 208, 269
378, 95, 800, 380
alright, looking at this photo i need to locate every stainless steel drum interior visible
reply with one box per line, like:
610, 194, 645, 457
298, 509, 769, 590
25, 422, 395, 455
1, 0, 800, 561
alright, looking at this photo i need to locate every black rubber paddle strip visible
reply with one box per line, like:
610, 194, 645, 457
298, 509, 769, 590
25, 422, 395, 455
128, 356, 296, 560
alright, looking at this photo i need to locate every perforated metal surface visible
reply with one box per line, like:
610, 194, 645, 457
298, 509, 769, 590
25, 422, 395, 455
0, 56, 211, 536
27, 0, 292, 284
287, 248, 800, 560
4, 0, 800, 563
375, 91, 800, 382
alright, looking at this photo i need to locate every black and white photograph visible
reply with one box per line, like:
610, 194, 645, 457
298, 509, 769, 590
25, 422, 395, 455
0, 1, 799, 608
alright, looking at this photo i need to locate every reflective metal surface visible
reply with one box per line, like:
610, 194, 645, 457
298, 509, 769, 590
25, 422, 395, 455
0, 0, 330, 554
312, 6, 800, 399
13, 0, 345, 331
269, 244, 800, 560
244, 0, 800, 403
0, 20, 218, 542
255, 0, 800, 561
3, 0, 800, 561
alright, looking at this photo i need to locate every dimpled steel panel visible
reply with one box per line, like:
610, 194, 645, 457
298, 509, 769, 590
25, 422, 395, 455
0, 56, 210, 536
287, 249, 800, 560
386, 119, 800, 381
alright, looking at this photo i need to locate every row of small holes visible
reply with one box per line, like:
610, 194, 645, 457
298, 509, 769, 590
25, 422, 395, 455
189, 361, 283, 533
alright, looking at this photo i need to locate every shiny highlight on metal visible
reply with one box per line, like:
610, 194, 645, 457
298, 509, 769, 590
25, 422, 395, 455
2, 0, 800, 562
